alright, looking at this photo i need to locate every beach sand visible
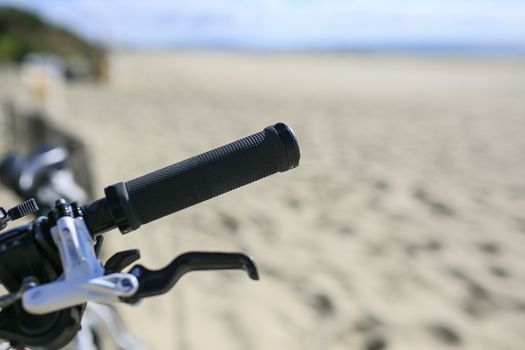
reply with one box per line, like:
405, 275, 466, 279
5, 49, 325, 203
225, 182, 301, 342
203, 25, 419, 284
1, 52, 525, 350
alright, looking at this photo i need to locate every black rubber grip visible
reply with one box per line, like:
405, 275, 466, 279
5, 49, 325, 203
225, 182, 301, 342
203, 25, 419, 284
122, 122, 299, 228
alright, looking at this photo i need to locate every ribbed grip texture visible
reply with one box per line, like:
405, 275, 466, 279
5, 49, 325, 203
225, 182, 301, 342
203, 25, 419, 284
124, 126, 296, 225
8, 199, 39, 220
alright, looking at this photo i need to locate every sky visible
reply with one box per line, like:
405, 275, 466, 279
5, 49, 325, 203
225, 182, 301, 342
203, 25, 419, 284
1, 0, 525, 52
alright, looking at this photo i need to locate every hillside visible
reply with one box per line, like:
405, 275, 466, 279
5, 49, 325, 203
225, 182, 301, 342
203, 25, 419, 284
0, 6, 107, 79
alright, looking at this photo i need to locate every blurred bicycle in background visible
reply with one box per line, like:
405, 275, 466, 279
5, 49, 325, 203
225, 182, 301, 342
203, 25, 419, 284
0, 55, 146, 349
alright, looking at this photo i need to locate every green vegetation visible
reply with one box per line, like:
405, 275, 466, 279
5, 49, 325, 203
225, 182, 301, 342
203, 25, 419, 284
0, 6, 107, 79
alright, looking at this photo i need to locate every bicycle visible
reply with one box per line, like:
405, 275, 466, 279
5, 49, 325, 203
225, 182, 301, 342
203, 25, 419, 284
2, 58, 150, 349
0, 108, 147, 349
0, 122, 300, 349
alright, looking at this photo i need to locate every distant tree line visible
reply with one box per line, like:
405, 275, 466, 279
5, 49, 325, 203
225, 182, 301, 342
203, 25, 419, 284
0, 6, 107, 79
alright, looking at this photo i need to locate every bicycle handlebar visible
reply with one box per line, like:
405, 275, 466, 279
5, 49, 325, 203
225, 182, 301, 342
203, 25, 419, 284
84, 122, 300, 234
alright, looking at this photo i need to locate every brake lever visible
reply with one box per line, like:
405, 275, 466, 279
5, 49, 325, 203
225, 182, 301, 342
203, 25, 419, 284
122, 252, 259, 304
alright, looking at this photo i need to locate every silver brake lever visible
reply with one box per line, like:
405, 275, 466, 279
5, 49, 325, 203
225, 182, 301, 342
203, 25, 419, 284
21, 201, 138, 314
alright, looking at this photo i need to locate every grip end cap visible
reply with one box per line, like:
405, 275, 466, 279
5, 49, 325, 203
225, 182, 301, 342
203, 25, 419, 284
269, 122, 300, 171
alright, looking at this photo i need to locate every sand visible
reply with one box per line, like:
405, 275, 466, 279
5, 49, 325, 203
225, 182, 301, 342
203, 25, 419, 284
1, 52, 525, 350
